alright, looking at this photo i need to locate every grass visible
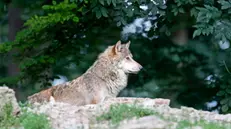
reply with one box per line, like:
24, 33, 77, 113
97, 104, 231, 129
177, 120, 230, 129
96, 104, 156, 124
0, 102, 51, 129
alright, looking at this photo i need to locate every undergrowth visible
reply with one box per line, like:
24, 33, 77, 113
96, 104, 156, 124
97, 104, 231, 129
177, 120, 230, 129
0, 103, 51, 129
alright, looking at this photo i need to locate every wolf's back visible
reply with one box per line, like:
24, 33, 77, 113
28, 87, 54, 104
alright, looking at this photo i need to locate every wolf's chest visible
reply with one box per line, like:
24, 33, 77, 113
105, 70, 128, 97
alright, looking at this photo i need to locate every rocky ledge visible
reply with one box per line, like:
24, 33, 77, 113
1, 86, 231, 129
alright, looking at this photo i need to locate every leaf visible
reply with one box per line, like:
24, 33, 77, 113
217, 90, 225, 96
47, 57, 55, 63
190, 8, 198, 17
120, 18, 127, 25
73, 16, 79, 22
171, 8, 178, 16
220, 98, 229, 105
159, 5, 167, 9
100, 7, 108, 17
106, 0, 111, 5
178, 8, 184, 13
197, 13, 208, 23
96, 10, 102, 19
39, 58, 46, 63
176, 1, 182, 6
193, 29, 201, 38
91, 0, 98, 7
126, 8, 133, 17
42, 5, 50, 10
151, 6, 158, 15
218, 0, 231, 10
221, 104, 229, 112
189, 0, 198, 5
222, 4, 231, 10
112, 0, 116, 7
172, 54, 180, 62
166, 31, 171, 36
116, 21, 121, 26
99, 0, 105, 5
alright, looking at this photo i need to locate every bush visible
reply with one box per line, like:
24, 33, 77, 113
0, 103, 51, 129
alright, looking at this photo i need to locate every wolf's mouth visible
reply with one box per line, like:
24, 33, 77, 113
128, 70, 139, 74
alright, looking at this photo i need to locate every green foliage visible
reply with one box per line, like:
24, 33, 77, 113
0, 0, 82, 86
191, 0, 231, 42
188, 0, 231, 113
147, 0, 231, 113
0, 103, 18, 127
20, 112, 51, 129
0, 103, 51, 129
0, 76, 20, 86
97, 104, 155, 124
26, 2, 78, 31
216, 64, 231, 113
0, 0, 165, 87
1, 0, 231, 114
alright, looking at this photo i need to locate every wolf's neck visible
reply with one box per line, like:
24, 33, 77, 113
86, 57, 128, 96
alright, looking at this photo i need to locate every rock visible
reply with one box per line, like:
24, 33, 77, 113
0, 86, 20, 117
26, 97, 231, 129
118, 115, 177, 129
7, 86, 231, 129
27, 97, 170, 129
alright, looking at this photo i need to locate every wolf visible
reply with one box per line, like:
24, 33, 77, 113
28, 40, 142, 105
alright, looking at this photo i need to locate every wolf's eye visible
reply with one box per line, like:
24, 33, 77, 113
126, 57, 130, 60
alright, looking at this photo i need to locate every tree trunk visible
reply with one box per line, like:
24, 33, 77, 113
7, 3, 24, 100
171, 29, 188, 46
7, 3, 23, 76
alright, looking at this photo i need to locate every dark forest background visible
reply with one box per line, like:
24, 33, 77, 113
1, 0, 231, 113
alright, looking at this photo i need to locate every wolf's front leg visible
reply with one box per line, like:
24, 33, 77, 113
90, 94, 110, 105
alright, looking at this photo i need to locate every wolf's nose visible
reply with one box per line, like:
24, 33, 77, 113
139, 64, 143, 69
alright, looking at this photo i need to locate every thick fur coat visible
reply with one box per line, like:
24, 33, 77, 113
28, 41, 142, 105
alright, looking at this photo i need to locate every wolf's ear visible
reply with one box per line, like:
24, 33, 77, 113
115, 40, 122, 53
125, 41, 130, 48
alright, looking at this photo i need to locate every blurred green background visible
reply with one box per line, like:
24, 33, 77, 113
1, 0, 231, 113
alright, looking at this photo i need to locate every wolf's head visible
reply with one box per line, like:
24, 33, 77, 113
107, 40, 143, 74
